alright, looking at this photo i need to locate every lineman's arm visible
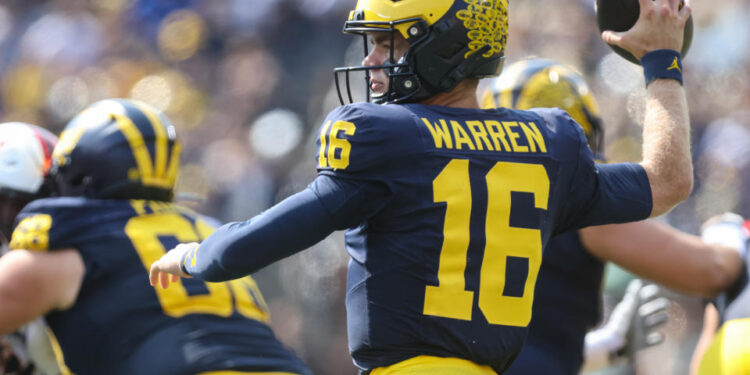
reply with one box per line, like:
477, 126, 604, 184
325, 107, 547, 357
0, 249, 83, 334
580, 221, 742, 297
602, 0, 693, 216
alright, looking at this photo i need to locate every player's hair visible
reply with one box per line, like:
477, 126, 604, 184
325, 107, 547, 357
51, 99, 180, 201
481, 58, 604, 153
335, 0, 508, 104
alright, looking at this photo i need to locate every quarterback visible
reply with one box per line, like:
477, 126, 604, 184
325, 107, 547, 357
152, 0, 693, 373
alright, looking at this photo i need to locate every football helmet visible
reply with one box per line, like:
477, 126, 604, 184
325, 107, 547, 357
480, 59, 604, 153
51, 99, 180, 201
336, 0, 508, 104
0, 122, 57, 243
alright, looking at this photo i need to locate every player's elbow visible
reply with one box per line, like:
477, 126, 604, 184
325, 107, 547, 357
670, 173, 693, 204
650, 172, 693, 216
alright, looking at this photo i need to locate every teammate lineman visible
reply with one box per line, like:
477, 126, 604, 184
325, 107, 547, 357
151, 0, 693, 373
1, 99, 311, 375
482, 58, 745, 374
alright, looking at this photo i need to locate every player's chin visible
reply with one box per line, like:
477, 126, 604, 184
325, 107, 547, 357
370, 81, 386, 94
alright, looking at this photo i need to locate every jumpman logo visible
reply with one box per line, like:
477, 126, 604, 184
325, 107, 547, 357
667, 57, 681, 72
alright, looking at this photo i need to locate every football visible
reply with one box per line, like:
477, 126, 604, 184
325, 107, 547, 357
596, 0, 693, 65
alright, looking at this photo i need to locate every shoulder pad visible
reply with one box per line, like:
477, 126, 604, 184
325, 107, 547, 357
10, 198, 127, 251
315, 103, 420, 176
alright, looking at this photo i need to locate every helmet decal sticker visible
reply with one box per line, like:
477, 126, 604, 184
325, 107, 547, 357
456, 0, 508, 59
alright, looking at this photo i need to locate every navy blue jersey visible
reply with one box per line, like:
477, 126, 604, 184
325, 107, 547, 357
314, 102, 651, 372
10, 197, 310, 375
503, 230, 605, 374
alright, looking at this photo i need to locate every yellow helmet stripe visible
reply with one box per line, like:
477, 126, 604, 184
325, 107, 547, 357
113, 111, 154, 186
165, 141, 181, 187
133, 102, 169, 180
351, 0, 453, 38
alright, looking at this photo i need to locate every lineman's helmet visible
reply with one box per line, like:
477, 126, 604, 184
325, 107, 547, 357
51, 99, 180, 201
481, 59, 604, 153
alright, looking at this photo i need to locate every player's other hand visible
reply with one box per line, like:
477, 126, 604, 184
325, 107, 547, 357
149, 242, 197, 289
701, 212, 748, 260
602, 0, 692, 60
628, 283, 670, 351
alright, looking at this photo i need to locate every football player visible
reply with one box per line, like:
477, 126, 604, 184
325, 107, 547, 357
481, 58, 746, 374
151, 0, 693, 373
1, 99, 312, 375
0, 122, 60, 375
691, 215, 750, 375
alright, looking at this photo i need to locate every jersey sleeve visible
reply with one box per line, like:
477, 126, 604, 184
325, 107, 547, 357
182, 174, 390, 281
9, 198, 93, 251
547, 112, 653, 234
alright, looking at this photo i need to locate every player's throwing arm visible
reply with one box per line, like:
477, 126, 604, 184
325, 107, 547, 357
602, 0, 693, 216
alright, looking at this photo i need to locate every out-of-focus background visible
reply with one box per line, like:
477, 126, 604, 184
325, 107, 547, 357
0, 0, 747, 373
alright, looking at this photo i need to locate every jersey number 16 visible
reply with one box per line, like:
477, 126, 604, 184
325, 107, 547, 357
424, 159, 549, 327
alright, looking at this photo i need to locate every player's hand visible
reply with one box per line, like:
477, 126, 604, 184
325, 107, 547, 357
602, 0, 692, 60
149, 242, 196, 289
583, 279, 663, 370
627, 283, 670, 353
703, 213, 749, 318
701, 212, 748, 260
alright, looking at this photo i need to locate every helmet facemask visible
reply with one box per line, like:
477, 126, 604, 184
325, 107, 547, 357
335, 16, 429, 105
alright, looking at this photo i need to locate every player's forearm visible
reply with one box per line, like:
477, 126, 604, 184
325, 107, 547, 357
184, 188, 338, 282
653, 238, 742, 297
699, 245, 745, 297
584, 220, 742, 297
640, 78, 692, 217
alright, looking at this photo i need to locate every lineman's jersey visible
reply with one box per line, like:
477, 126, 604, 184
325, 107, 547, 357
11, 198, 311, 375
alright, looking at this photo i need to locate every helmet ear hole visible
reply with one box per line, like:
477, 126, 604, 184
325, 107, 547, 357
436, 43, 466, 60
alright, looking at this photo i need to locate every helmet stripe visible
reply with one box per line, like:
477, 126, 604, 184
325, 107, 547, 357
30, 127, 54, 175
132, 102, 169, 180
113, 112, 155, 186
165, 141, 181, 187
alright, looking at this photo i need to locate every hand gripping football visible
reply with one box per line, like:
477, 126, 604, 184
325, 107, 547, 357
596, 0, 693, 64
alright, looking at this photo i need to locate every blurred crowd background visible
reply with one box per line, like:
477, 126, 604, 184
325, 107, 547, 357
0, 0, 748, 374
